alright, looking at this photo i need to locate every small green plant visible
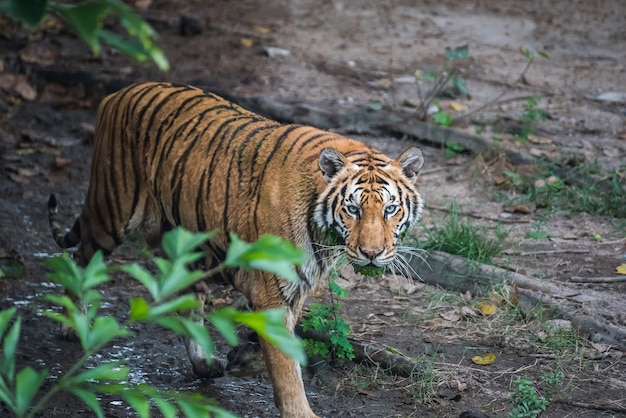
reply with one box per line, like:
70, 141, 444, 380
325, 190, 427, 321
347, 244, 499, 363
413, 45, 470, 122
503, 163, 626, 218
407, 353, 438, 404
302, 281, 355, 361
508, 377, 548, 418
0, 0, 169, 70
517, 94, 547, 141
444, 140, 464, 157
526, 223, 549, 240
508, 370, 563, 418
0, 228, 306, 417
422, 203, 508, 264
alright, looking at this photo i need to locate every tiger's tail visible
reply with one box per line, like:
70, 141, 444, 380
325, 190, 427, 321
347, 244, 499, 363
48, 194, 81, 249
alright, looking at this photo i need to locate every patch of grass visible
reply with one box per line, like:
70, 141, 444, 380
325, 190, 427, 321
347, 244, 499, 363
421, 203, 508, 264
503, 162, 626, 218
516, 94, 547, 141
406, 353, 438, 404
508, 370, 564, 418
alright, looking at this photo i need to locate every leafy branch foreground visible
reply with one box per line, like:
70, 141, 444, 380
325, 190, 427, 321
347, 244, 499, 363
0, 0, 169, 70
0, 228, 306, 418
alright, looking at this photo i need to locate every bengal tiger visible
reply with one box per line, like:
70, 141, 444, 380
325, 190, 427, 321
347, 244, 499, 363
47, 82, 424, 418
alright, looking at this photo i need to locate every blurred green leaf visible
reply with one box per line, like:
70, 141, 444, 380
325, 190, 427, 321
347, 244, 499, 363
367, 101, 383, 111
212, 307, 306, 365
0, 0, 48, 28
433, 110, 453, 126
0, 258, 26, 279
147, 294, 200, 318
15, 366, 47, 415
2, 316, 20, 380
224, 233, 306, 283
445, 45, 469, 61
122, 263, 158, 297
67, 387, 104, 418
160, 227, 213, 262
45, 254, 84, 297
68, 362, 129, 385
83, 251, 109, 290
51, 1, 110, 54
122, 389, 150, 418
538, 50, 551, 60
154, 396, 178, 418
129, 298, 150, 321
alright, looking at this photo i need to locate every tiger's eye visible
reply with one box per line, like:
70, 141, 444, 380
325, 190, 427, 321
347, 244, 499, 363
346, 205, 360, 216
384, 205, 398, 216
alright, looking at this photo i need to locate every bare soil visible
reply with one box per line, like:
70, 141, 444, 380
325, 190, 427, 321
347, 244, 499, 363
0, 1, 625, 417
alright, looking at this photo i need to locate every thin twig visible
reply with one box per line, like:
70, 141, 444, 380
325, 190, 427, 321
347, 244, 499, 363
570, 276, 626, 283
554, 399, 626, 413
428, 204, 531, 224
504, 249, 590, 256
456, 54, 535, 121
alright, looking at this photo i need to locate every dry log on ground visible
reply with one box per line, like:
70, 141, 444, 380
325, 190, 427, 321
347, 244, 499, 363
296, 326, 420, 378
410, 251, 626, 352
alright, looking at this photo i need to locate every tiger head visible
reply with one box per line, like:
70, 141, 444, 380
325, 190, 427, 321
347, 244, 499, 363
314, 147, 424, 272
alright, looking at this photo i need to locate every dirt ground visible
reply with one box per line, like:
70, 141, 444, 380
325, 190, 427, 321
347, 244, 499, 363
0, 0, 625, 417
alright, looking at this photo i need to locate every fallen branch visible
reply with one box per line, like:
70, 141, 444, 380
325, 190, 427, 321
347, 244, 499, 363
296, 326, 420, 378
569, 276, 626, 283
554, 399, 626, 414
409, 251, 626, 352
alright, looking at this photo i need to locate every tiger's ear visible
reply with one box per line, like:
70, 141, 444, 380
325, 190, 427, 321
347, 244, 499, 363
396, 147, 424, 181
318, 147, 347, 182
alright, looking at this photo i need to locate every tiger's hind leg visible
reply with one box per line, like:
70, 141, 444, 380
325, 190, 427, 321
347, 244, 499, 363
184, 281, 226, 378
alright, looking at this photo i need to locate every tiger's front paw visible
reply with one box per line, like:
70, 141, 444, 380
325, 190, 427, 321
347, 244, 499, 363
191, 356, 226, 379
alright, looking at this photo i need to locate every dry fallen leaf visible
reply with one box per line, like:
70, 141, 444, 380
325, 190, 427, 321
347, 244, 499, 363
449, 101, 467, 111
240, 37, 255, 48
440, 309, 461, 322
253, 25, 272, 34
471, 352, 496, 365
55, 156, 72, 169
461, 306, 478, 317
479, 301, 497, 316
509, 285, 520, 306
616, 264, 626, 275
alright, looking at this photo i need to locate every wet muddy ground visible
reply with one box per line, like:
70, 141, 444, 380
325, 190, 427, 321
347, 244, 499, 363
1, 0, 625, 417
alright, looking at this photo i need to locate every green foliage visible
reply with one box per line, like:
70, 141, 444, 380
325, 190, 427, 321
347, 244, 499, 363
444, 140, 464, 157
508, 370, 563, 418
0, 0, 169, 70
516, 95, 547, 141
432, 110, 453, 127
422, 203, 508, 264
503, 163, 626, 218
0, 227, 305, 417
413, 45, 470, 122
508, 377, 548, 418
302, 280, 354, 361
525, 222, 549, 240
353, 264, 385, 277
224, 233, 308, 283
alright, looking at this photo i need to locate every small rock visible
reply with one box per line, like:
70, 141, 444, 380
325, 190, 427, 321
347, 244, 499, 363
180, 15, 203, 36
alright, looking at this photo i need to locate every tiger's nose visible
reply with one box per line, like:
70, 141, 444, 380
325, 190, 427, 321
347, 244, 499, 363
359, 247, 384, 260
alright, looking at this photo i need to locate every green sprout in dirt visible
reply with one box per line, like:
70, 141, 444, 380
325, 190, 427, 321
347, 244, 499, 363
302, 279, 355, 361
0, 227, 306, 418
413, 45, 470, 123
421, 202, 508, 265
508, 370, 564, 418
516, 94, 547, 141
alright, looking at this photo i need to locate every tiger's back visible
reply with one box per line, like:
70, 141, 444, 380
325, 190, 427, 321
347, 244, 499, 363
48, 81, 425, 417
